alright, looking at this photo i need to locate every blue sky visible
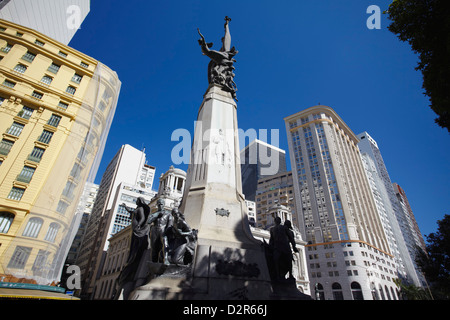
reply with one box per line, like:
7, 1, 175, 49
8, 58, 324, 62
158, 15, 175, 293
69, 0, 449, 238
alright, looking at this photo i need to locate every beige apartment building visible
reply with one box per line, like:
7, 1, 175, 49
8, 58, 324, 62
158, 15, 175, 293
0, 19, 120, 287
285, 106, 399, 300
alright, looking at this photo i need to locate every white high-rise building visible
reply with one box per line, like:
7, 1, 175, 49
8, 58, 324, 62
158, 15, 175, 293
0, 0, 90, 45
357, 132, 425, 287
285, 106, 400, 300
76, 144, 156, 299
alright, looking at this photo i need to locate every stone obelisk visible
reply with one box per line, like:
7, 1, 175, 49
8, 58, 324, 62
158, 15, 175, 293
176, 17, 273, 299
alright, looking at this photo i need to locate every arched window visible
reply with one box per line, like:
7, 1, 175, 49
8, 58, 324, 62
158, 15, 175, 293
351, 281, 364, 300
390, 287, 397, 300
379, 284, 385, 300
22, 217, 43, 238
332, 282, 344, 300
44, 222, 60, 242
385, 285, 391, 300
0, 212, 14, 234
314, 283, 325, 300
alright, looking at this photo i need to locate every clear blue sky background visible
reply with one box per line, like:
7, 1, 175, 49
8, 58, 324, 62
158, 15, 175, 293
69, 0, 449, 239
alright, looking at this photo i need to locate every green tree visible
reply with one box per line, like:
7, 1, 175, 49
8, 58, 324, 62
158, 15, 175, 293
416, 214, 450, 299
393, 278, 432, 300
386, 0, 450, 132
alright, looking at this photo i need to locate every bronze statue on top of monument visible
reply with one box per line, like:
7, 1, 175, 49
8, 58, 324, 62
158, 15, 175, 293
198, 16, 238, 101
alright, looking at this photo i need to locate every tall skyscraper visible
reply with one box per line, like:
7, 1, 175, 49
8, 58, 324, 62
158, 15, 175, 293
0, 19, 120, 289
357, 132, 425, 287
393, 183, 427, 276
240, 139, 287, 201
76, 144, 156, 299
0, 0, 90, 45
285, 105, 400, 300
66, 182, 99, 266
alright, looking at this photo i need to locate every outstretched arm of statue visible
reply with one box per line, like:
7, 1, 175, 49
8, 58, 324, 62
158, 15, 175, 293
197, 28, 207, 50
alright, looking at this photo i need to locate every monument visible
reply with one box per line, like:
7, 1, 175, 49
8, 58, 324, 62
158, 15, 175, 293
124, 17, 310, 300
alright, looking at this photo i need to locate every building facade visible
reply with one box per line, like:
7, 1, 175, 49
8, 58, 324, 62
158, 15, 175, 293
254, 171, 298, 229
393, 182, 427, 284
0, 19, 120, 286
0, 0, 90, 45
66, 182, 99, 265
240, 139, 287, 201
358, 131, 425, 287
76, 144, 155, 299
285, 106, 399, 300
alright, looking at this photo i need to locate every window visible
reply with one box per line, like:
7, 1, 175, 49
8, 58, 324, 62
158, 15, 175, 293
7, 187, 25, 201
1, 43, 12, 53
17, 106, 34, 119
80, 62, 89, 68
17, 166, 36, 183
16, 32, 23, 37
7, 246, 31, 269
31, 91, 43, 99
71, 73, 82, 84
13, 64, 27, 73
315, 283, 325, 300
0, 139, 14, 155
22, 51, 36, 62
37, 130, 53, 144
2, 79, 16, 88
58, 101, 69, 110
56, 200, 69, 215
22, 217, 43, 238
40, 75, 53, 85
28, 146, 45, 162
44, 223, 60, 242
32, 250, 50, 274
7, 122, 25, 136
351, 282, 364, 300
0, 212, 14, 234
47, 114, 61, 127
62, 181, 76, 200
332, 282, 344, 300
66, 86, 76, 95
58, 51, 67, 57
47, 63, 60, 73
34, 39, 45, 46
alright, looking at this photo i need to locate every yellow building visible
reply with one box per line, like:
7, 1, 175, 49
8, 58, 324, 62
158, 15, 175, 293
0, 19, 120, 287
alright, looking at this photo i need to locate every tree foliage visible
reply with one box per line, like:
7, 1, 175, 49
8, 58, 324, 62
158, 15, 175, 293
416, 214, 450, 299
386, 0, 450, 132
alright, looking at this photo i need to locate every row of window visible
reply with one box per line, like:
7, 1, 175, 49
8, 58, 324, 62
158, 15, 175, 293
2, 43, 82, 96
0, 212, 60, 242
0, 102, 63, 201
0, 26, 90, 68
314, 281, 398, 300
